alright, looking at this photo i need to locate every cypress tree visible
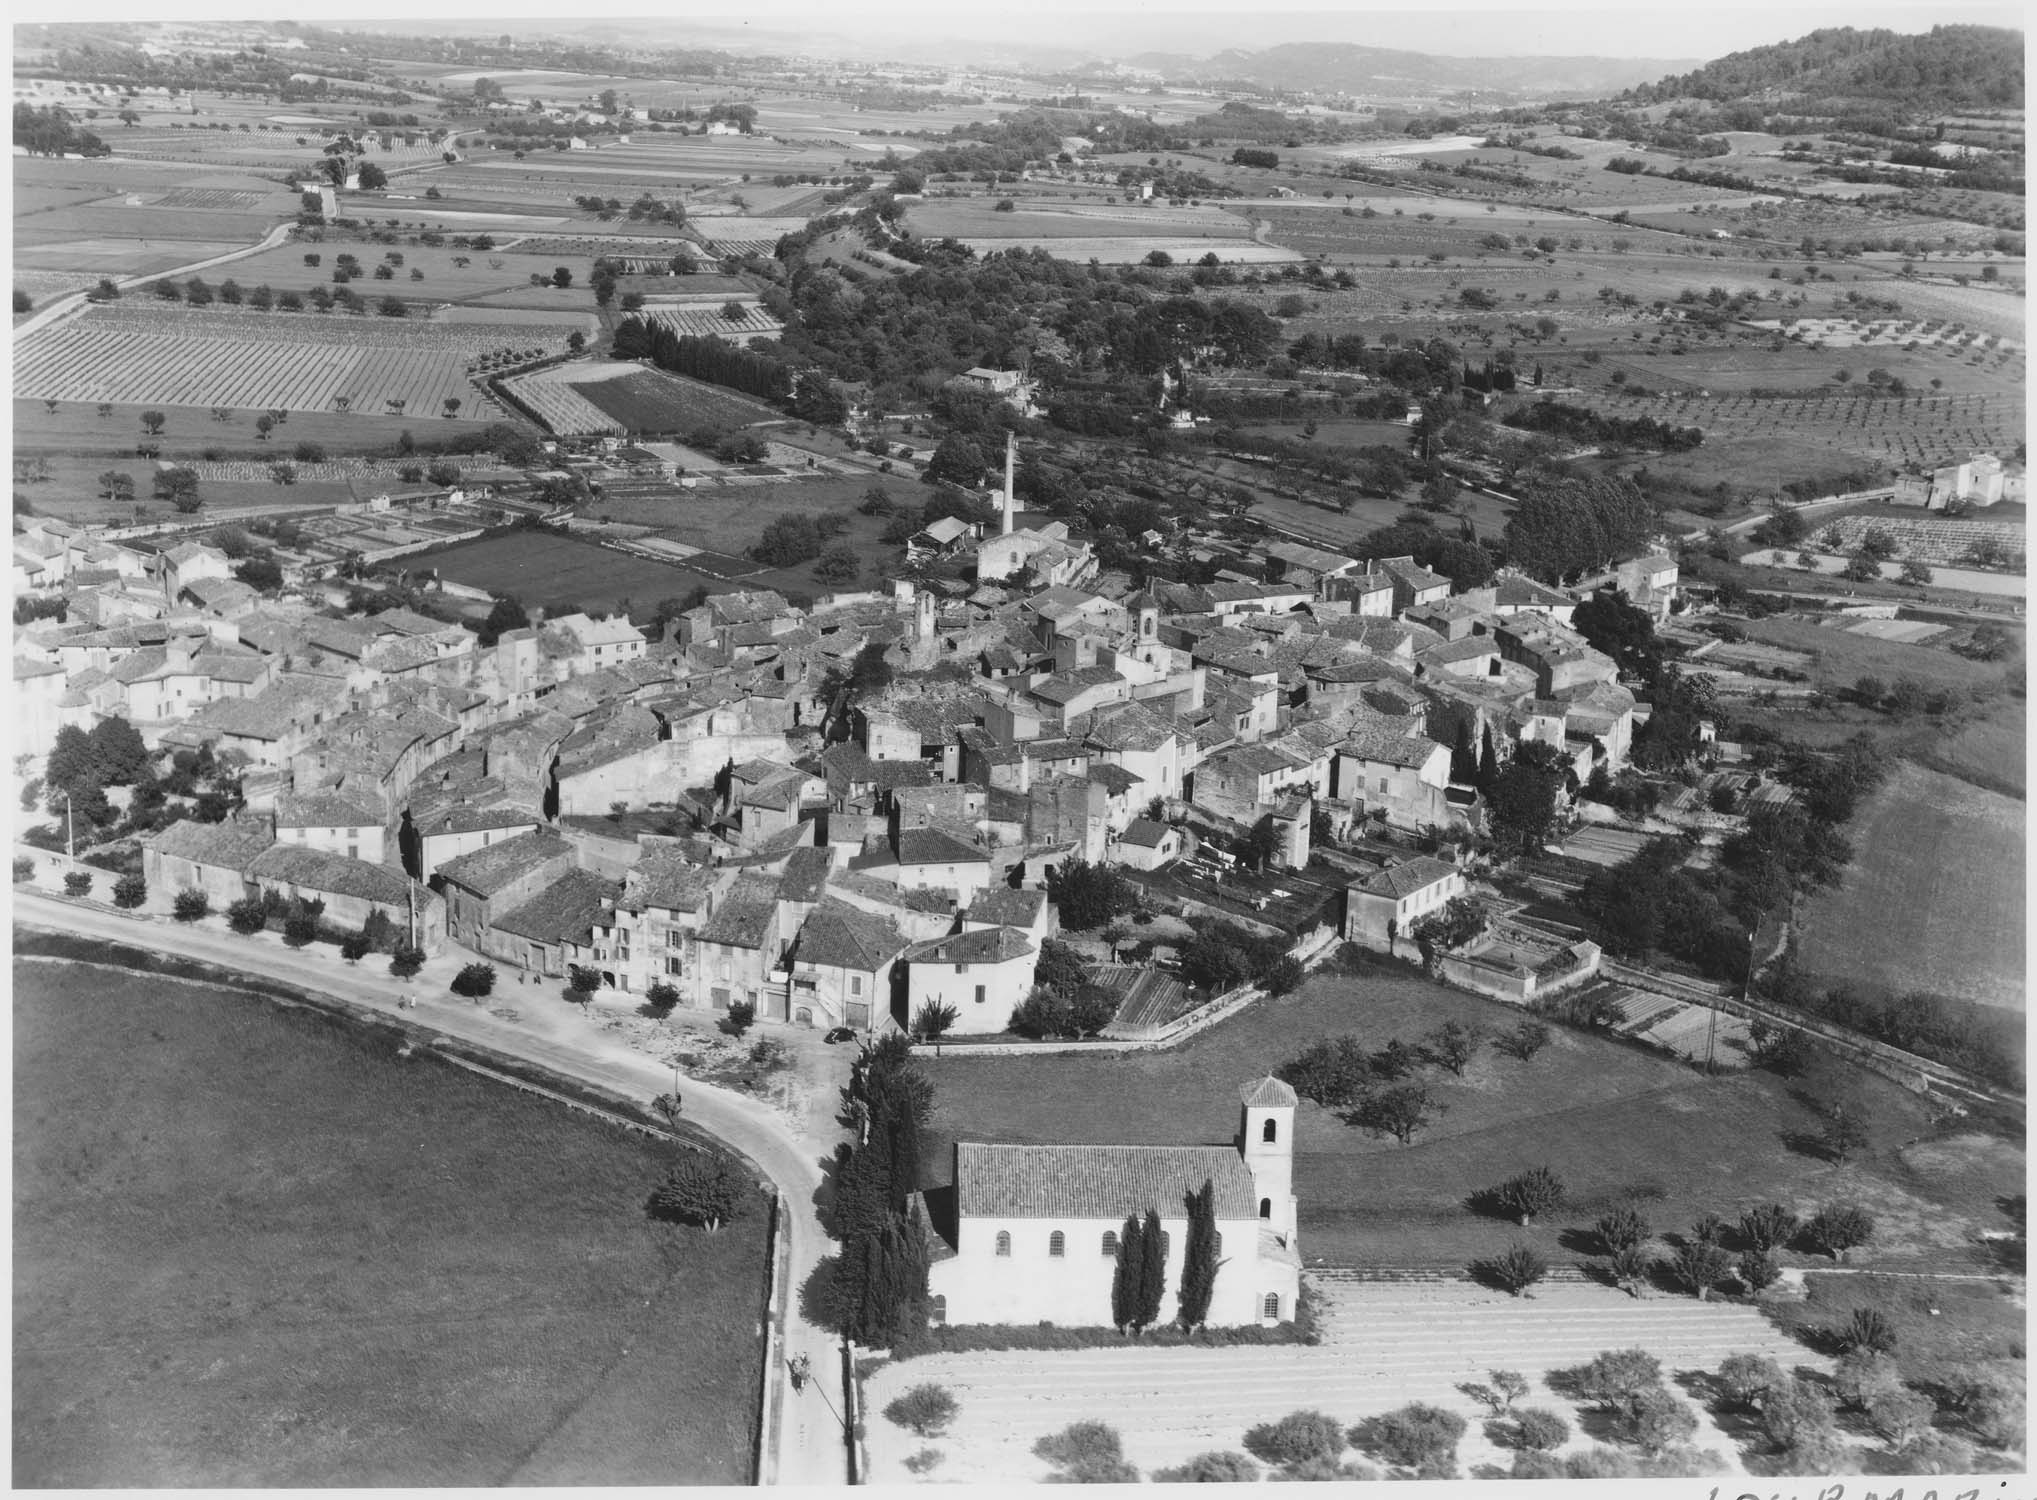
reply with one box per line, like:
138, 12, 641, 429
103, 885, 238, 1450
1177, 1179, 1219, 1330
1110, 1213, 1143, 1331
1135, 1207, 1168, 1332
1477, 726, 1500, 792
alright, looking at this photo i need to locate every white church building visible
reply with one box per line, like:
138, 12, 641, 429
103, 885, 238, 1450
919, 1077, 1302, 1329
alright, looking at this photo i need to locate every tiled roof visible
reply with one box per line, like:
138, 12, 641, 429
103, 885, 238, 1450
493, 868, 620, 945
778, 845, 834, 904
956, 1142, 1256, 1221
617, 846, 719, 913
275, 792, 382, 829
1342, 723, 1443, 769
142, 814, 275, 869
1030, 666, 1125, 705
793, 899, 908, 972
1240, 1075, 1298, 1108
1084, 699, 1174, 754
1354, 856, 1462, 900
896, 826, 987, 866
905, 926, 1035, 966
963, 886, 1047, 929
419, 802, 540, 837
434, 829, 575, 895
1087, 762, 1142, 796
1117, 817, 1174, 849
698, 876, 780, 949
247, 844, 414, 905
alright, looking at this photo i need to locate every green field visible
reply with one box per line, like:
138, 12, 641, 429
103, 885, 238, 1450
423, 529, 741, 611
918, 965, 2018, 1271
1796, 759, 2026, 1011
12, 960, 766, 1486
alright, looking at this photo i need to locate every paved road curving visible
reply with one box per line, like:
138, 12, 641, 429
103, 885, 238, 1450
13, 892, 850, 1486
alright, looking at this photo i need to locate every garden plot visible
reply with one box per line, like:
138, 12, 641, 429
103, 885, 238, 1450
502, 368, 624, 438
639, 302, 784, 341
1814, 514, 2026, 569
11, 303, 574, 420
1844, 618, 1949, 645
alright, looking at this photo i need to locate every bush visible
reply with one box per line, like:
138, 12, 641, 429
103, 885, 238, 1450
389, 944, 425, 978
1738, 1202, 1800, 1252
1473, 1241, 1548, 1296
450, 961, 497, 998
1948, 1363, 2025, 1448
1618, 1387, 1698, 1452
1833, 1349, 1903, 1414
1350, 1403, 1466, 1475
1737, 1250, 1781, 1291
1805, 1203, 1875, 1261
1562, 1348, 1664, 1411
13, 856, 35, 884
1714, 1353, 1787, 1411
110, 873, 147, 908
1671, 1239, 1733, 1300
1033, 1421, 1138, 1482
1242, 1410, 1346, 1468
63, 871, 93, 898
282, 910, 318, 947
1836, 1306, 1899, 1355
722, 999, 757, 1036
645, 980, 680, 1013
1152, 1451, 1260, 1483
1594, 1205, 1649, 1254
339, 931, 371, 963
884, 1384, 959, 1438
167, 888, 212, 922
648, 1149, 746, 1229
1508, 1408, 1569, 1452
1490, 1165, 1564, 1225
226, 896, 268, 933
901, 1448, 943, 1475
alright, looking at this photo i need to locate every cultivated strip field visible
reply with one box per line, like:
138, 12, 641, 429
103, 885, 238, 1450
13, 304, 578, 418
639, 302, 784, 339
863, 1280, 1816, 1482
501, 369, 623, 437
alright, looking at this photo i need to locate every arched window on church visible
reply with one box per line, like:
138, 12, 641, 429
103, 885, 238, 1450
1048, 1231, 1066, 1258
1101, 1231, 1118, 1257
995, 1230, 1011, 1257
1262, 1117, 1278, 1144
1259, 1197, 1272, 1220
1214, 1232, 1223, 1258
1263, 1292, 1281, 1319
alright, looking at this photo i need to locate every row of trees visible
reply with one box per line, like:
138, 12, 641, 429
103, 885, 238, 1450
821, 1036, 934, 1346
1106, 1181, 1219, 1334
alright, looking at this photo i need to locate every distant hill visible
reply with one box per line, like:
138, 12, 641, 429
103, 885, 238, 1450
1626, 24, 2024, 110
1132, 42, 1696, 99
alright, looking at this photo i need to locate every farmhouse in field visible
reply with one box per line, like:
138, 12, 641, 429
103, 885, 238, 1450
919, 1077, 1302, 1328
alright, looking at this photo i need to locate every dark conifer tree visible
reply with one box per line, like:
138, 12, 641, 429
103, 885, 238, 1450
1135, 1207, 1168, 1331
1177, 1179, 1219, 1330
1110, 1213, 1143, 1331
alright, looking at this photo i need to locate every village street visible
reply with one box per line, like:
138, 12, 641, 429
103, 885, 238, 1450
12, 889, 854, 1487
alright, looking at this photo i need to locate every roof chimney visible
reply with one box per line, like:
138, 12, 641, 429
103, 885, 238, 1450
1001, 431, 1016, 537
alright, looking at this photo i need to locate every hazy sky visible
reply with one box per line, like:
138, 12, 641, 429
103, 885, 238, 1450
26, 0, 2029, 61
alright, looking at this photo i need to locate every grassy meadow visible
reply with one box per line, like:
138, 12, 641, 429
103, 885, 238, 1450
917, 963, 2022, 1273
12, 960, 767, 1487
